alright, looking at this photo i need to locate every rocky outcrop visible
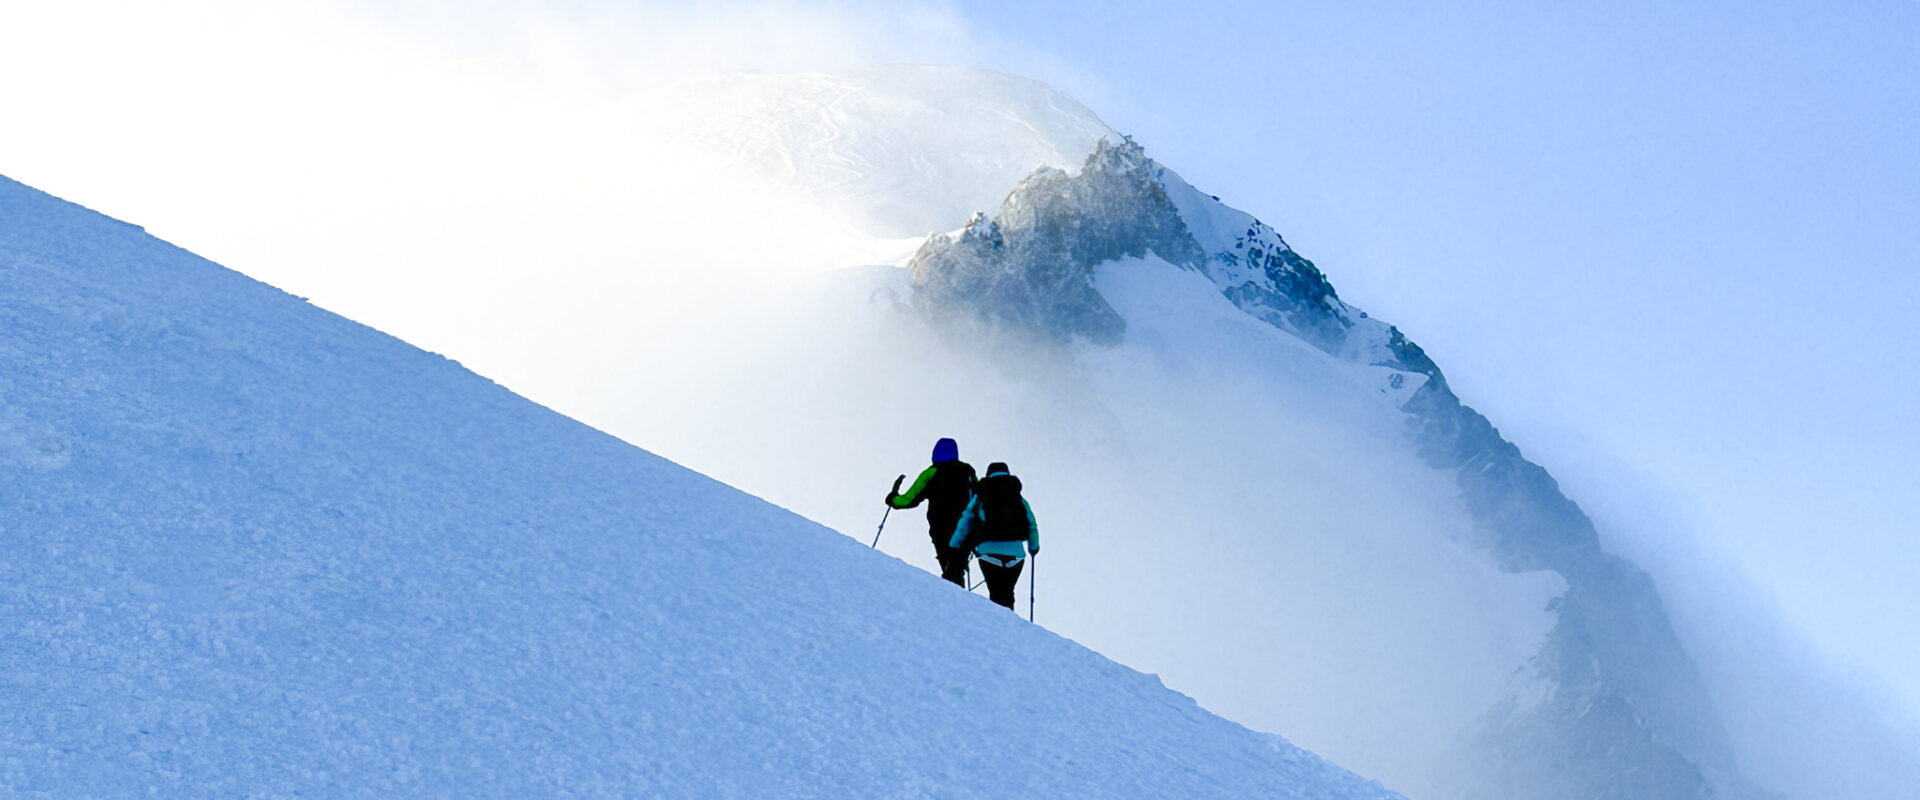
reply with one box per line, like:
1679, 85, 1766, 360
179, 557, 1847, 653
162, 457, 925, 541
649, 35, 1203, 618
908, 138, 1204, 345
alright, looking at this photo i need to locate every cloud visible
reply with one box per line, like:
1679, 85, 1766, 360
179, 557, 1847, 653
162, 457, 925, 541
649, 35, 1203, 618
1546, 446, 1920, 799
0, 0, 982, 373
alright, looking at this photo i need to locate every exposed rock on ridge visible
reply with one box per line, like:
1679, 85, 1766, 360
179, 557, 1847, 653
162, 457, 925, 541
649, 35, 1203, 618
909, 139, 1203, 344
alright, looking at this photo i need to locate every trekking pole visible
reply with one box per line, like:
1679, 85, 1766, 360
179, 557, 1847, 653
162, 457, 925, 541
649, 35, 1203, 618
869, 506, 891, 548
1028, 554, 1036, 622
873, 474, 905, 549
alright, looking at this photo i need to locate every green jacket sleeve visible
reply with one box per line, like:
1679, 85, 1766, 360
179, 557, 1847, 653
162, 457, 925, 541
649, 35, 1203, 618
889, 465, 940, 509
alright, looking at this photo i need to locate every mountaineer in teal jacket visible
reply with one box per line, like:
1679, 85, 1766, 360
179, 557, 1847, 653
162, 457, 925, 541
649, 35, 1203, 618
950, 461, 1038, 610
886, 437, 976, 586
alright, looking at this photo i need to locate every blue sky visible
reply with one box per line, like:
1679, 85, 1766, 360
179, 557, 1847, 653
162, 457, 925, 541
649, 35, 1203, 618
3, 0, 1914, 713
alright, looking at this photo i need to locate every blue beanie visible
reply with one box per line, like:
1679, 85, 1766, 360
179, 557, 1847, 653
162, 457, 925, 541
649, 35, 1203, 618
931, 437, 959, 463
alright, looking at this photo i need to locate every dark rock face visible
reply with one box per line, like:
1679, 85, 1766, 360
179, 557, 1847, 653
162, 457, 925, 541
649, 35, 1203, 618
908, 139, 1775, 800
1214, 234, 1351, 353
908, 139, 1204, 345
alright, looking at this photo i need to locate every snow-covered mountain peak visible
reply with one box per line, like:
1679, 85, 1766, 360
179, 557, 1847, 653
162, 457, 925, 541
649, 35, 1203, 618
899, 130, 1784, 799
908, 136, 1431, 408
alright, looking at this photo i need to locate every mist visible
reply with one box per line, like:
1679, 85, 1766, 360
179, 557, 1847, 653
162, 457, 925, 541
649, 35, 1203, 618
1543, 443, 1920, 799
581, 249, 1565, 798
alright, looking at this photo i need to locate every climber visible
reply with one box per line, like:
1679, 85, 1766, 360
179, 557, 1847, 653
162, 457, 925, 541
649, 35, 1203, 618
950, 462, 1038, 610
885, 437, 977, 586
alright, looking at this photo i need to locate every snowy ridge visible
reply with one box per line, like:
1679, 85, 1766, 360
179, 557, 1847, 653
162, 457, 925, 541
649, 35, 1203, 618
1159, 171, 1417, 369
0, 175, 1404, 797
1143, 142, 1428, 405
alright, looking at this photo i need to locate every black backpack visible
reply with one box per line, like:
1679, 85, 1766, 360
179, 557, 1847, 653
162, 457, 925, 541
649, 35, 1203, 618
968, 473, 1030, 545
923, 461, 976, 533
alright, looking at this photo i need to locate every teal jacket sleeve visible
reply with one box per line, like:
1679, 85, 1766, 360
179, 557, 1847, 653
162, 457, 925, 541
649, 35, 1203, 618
949, 496, 982, 550
889, 465, 939, 509
1024, 498, 1039, 555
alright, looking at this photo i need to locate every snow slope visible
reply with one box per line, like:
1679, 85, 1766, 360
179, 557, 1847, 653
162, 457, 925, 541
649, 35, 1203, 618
0, 176, 1408, 797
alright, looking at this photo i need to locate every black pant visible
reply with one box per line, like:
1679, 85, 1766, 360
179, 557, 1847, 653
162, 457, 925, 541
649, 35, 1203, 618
976, 555, 1025, 610
932, 536, 969, 587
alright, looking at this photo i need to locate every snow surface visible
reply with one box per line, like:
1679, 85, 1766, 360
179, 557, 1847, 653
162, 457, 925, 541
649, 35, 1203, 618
1094, 254, 1429, 413
0, 176, 1410, 797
